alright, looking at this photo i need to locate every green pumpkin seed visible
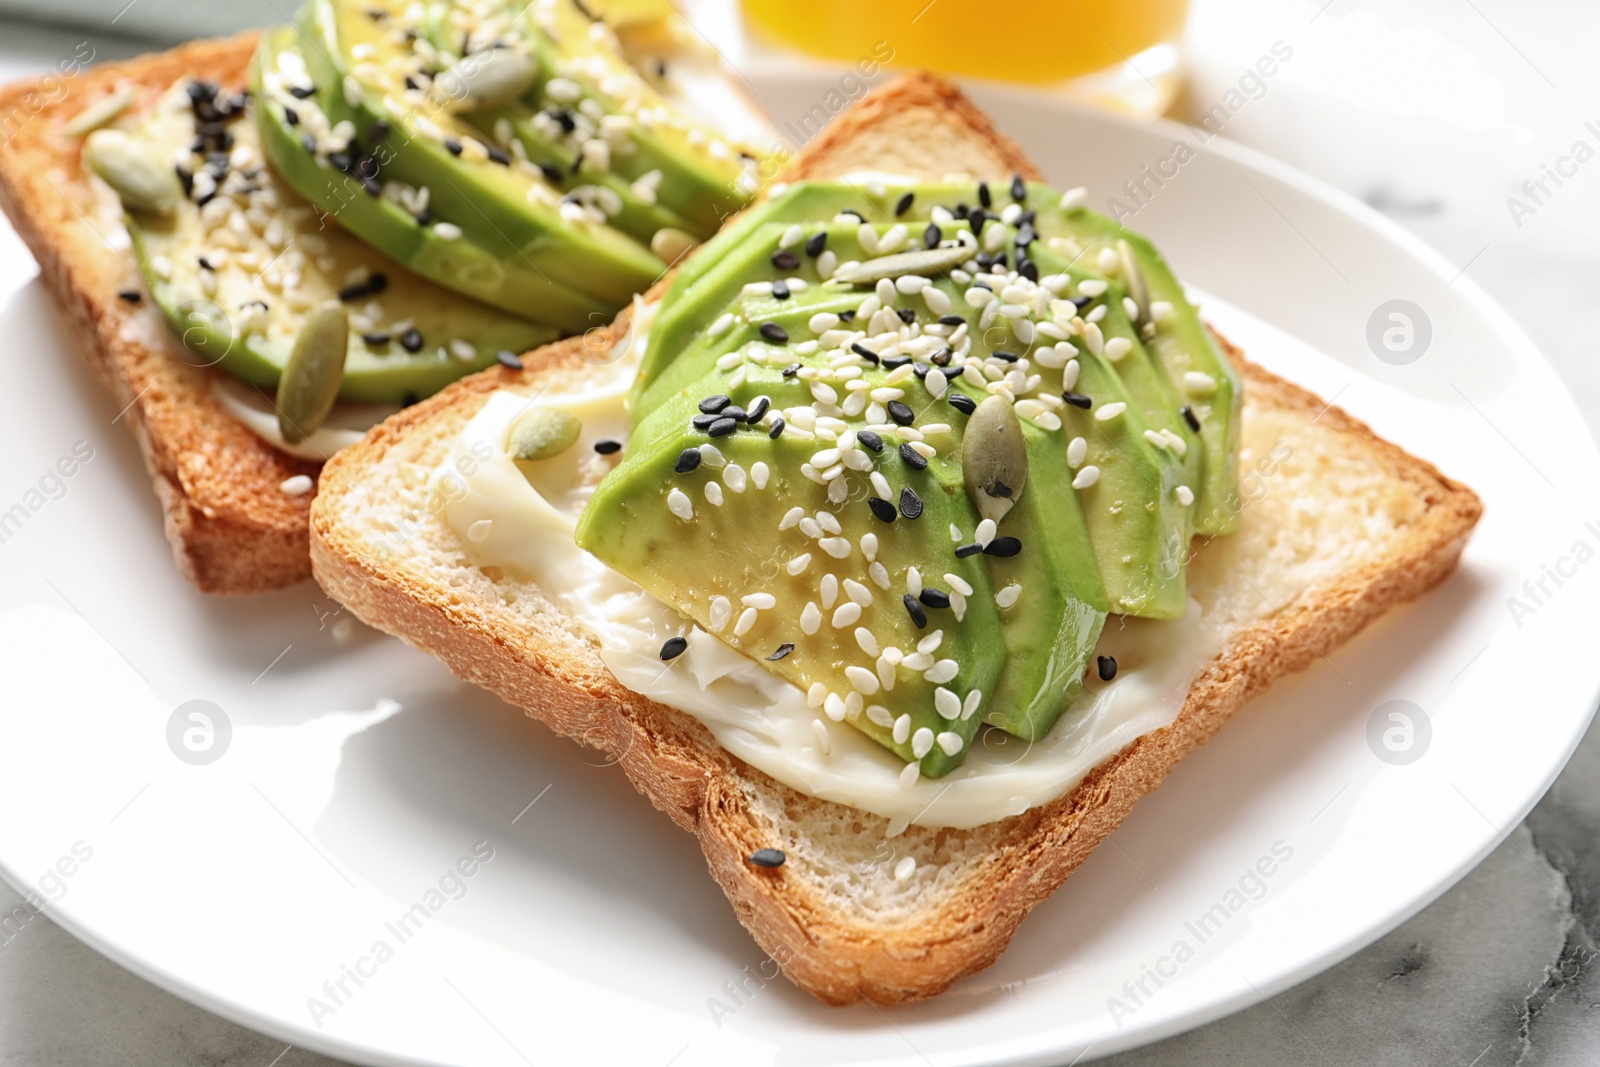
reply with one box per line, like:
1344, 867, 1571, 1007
830, 245, 972, 286
649, 226, 698, 264
963, 395, 1027, 525
276, 303, 348, 443
82, 129, 182, 215
507, 407, 582, 461
63, 88, 132, 137
434, 48, 539, 111
1116, 239, 1150, 325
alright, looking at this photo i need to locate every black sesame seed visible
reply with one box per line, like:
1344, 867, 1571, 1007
899, 487, 923, 520
918, 587, 951, 609
839, 208, 863, 221
895, 191, 914, 216
690, 413, 719, 430
924, 222, 940, 249
366, 272, 388, 294
868, 497, 898, 523
769, 418, 785, 439
766, 643, 794, 662
175, 165, 194, 196
887, 401, 914, 426
969, 209, 987, 236
938, 314, 965, 326
990, 350, 1019, 363
759, 321, 789, 343
415, 209, 434, 226
857, 430, 884, 453
400, 328, 424, 352
593, 439, 622, 455
288, 84, 316, 99
977, 180, 992, 208
699, 394, 731, 414
1062, 391, 1092, 409
1097, 655, 1118, 681
804, 231, 827, 256
1018, 258, 1038, 282
196, 256, 214, 272
899, 442, 927, 470
953, 202, 970, 219
496, 350, 523, 370
708, 416, 738, 437
444, 137, 463, 156
283, 105, 300, 126
954, 542, 982, 558
1011, 174, 1027, 202
839, 309, 856, 322
117, 289, 141, 303
940, 366, 964, 380
1016, 222, 1037, 247
1181, 404, 1200, 432
1072, 295, 1093, 309
896, 307, 916, 324
747, 396, 771, 422
486, 145, 511, 166
983, 536, 1022, 558
912, 363, 930, 380
538, 161, 562, 184
338, 282, 369, 302
369, 120, 391, 140
781, 363, 800, 377
903, 594, 928, 628
722, 406, 747, 423
881, 355, 913, 370
771, 248, 800, 271
930, 348, 952, 367
948, 393, 977, 415
674, 448, 702, 473
362, 331, 390, 346
748, 848, 786, 868
771, 280, 790, 300
660, 636, 688, 661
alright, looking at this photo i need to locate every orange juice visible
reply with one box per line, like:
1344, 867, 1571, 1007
740, 0, 1188, 87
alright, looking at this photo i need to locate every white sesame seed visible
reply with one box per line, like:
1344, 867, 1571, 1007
824, 693, 847, 721
923, 286, 952, 315
1067, 437, 1088, 468
1163, 430, 1189, 457
944, 573, 974, 597
779, 506, 805, 531
667, 488, 694, 520
911, 727, 934, 759
733, 607, 757, 636
1095, 402, 1127, 422
1078, 278, 1108, 298
279, 474, 314, 496
1063, 359, 1081, 390
742, 592, 776, 609
1073, 465, 1101, 489
809, 312, 840, 333
893, 854, 916, 883
902, 651, 932, 672
433, 222, 463, 240
869, 561, 891, 590
1060, 187, 1088, 210
975, 518, 996, 547
811, 382, 839, 404
951, 592, 967, 622
843, 579, 872, 606
832, 601, 862, 628
820, 536, 851, 559
1176, 485, 1195, 506
1104, 336, 1133, 361
918, 631, 943, 655
779, 223, 804, 249
698, 444, 727, 467
1097, 247, 1121, 273
867, 704, 894, 727
934, 687, 962, 719
787, 553, 812, 576
950, 524, 963, 542
807, 682, 826, 707
909, 440, 936, 459
799, 517, 823, 539
709, 312, 735, 337
751, 462, 770, 489
860, 532, 879, 561
708, 596, 732, 632
962, 689, 983, 720
800, 601, 821, 635
892, 714, 912, 745
855, 627, 880, 657
1150, 300, 1175, 323
1032, 411, 1063, 431
811, 718, 832, 754
846, 665, 880, 695
466, 518, 493, 542
704, 481, 724, 505
820, 573, 838, 608
936, 731, 965, 756
906, 566, 923, 597
817, 249, 838, 278
1185, 371, 1218, 394
817, 510, 842, 535
722, 464, 747, 492
995, 583, 1022, 609
871, 472, 892, 501
925, 659, 959, 684
898, 761, 921, 788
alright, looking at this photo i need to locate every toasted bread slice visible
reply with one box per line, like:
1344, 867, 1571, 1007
0, 35, 320, 594
309, 74, 1482, 1003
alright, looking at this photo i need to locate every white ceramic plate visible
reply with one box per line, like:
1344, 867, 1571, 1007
0, 70, 1596, 1066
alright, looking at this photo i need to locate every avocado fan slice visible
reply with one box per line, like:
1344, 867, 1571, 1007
289, 0, 668, 319
113, 78, 552, 405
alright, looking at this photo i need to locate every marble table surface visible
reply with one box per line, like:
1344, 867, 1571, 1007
3, 1, 1598, 1063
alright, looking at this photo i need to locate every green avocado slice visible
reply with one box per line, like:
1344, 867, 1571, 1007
116, 80, 551, 403
291, 0, 665, 315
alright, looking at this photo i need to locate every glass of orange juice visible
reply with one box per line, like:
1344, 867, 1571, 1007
740, 0, 1188, 117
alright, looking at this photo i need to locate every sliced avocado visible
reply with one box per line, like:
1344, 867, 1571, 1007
1038, 187, 1242, 535
289, 0, 666, 315
115, 80, 551, 403
253, 29, 603, 334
